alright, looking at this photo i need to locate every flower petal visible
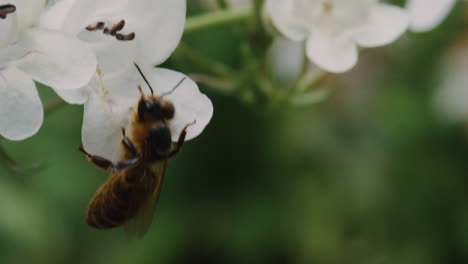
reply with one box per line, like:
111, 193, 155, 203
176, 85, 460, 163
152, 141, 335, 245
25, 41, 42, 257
78, 30, 137, 75
0, 0, 18, 46
14, 0, 45, 30
81, 76, 135, 162
352, 4, 409, 47
306, 31, 358, 73
39, 0, 96, 35
81, 97, 124, 162
266, 0, 309, 41
268, 37, 305, 86
15, 28, 97, 91
407, 0, 456, 32
122, 0, 186, 66
0, 67, 43, 140
81, 68, 143, 160
53, 85, 89, 104
94, 0, 127, 14
143, 67, 213, 142
433, 42, 468, 123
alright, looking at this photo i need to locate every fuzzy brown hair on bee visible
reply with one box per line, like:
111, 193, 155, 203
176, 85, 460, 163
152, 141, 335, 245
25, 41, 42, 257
79, 64, 195, 238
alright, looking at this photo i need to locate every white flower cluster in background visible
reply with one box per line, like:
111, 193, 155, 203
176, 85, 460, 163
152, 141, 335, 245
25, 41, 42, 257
265, 0, 461, 73
407, 0, 458, 32
433, 37, 468, 123
0, 0, 213, 162
266, 0, 410, 73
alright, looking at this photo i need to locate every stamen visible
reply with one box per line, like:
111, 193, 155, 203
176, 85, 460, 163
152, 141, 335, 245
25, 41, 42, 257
87, 19, 136, 42
322, 1, 333, 13
116, 32, 135, 41
107, 20, 125, 36
0, 4, 16, 19
86, 21, 105, 31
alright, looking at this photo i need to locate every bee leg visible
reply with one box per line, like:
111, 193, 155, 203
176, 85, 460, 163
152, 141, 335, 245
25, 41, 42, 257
169, 120, 196, 157
113, 156, 141, 173
78, 146, 114, 172
78, 146, 140, 173
121, 128, 138, 157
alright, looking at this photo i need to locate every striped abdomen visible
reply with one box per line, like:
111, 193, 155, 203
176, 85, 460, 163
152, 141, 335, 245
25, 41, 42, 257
86, 167, 156, 229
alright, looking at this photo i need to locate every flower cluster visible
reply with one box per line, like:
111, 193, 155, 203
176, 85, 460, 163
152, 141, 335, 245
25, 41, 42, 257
0, 0, 461, 152
433, 37, 468, 123
0, 0, 213, 162
40, 0, 212, 161
265, 0, 459, 73
407, 0, 457, 32
0, 0, 96, 140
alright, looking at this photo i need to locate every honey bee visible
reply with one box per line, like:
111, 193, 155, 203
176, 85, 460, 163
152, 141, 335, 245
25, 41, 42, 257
79, 64, 195, 238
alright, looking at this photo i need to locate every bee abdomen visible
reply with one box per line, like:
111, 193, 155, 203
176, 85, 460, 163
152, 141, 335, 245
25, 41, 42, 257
86, 197, 128, 229
86, 173, 146, 229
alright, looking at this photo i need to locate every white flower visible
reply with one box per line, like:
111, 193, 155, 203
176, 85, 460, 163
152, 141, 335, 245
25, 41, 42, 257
39, 0, 186, 104
0, 0, 97, 140
407, 0, 457, 32
40, 0, 213, 161
268, 37, 306, 86
41, 0, 186, 68
266, 0, 409, 73
433, 40, 468, 123
81, 66, 213, 162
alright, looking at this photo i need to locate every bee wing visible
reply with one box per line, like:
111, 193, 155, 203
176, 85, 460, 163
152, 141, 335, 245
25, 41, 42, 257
124, 160, 168, 239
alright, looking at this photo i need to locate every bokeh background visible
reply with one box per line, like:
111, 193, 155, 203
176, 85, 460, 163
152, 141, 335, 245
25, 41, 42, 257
0, 1, 467, 264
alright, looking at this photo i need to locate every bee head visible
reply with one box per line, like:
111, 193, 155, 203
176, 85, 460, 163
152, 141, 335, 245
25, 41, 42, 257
134, 63, 186, 122
138, 97, 175, 122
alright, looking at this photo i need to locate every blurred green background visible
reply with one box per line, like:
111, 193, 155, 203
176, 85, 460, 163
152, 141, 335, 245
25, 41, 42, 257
1, 2, 467, 264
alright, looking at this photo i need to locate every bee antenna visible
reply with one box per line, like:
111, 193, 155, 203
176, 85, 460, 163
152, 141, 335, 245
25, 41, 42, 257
134, 63, 154, 95
160, 77, 186, 97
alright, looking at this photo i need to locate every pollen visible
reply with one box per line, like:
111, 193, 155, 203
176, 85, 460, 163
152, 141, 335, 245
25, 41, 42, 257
322, 1, 333, 14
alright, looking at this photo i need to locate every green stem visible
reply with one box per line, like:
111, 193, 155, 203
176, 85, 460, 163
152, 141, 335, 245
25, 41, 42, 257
288, 70, 336, 106
43, 96, 66, 115
289, 87, 335, 106
295, 70, 331, 94
185, 7, 253, 33
0, 143, 45, 175
217, 0, 228, 9
189, 74, 237, 95
175, 43, 237, 78
287, 54, 309, 92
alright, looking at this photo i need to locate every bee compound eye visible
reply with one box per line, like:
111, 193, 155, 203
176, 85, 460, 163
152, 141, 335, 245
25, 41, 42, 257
161, 102, 175, 119
137, 99, 148, 121
149, 101, 164, 116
